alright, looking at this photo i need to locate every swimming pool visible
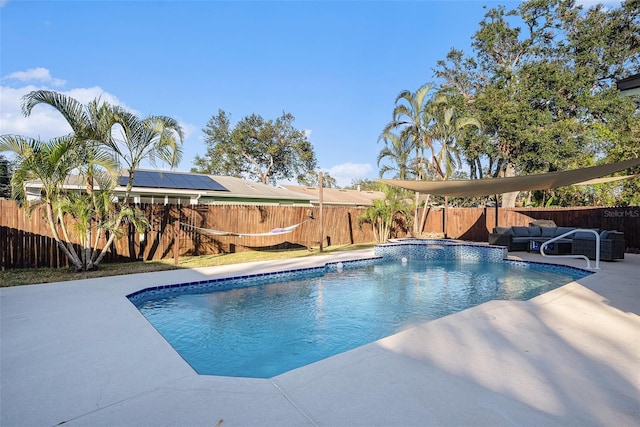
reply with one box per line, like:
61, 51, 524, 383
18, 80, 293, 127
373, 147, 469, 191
129, 243, 591, 378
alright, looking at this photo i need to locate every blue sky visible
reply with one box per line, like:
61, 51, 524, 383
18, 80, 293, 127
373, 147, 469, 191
0, 0, 612, 187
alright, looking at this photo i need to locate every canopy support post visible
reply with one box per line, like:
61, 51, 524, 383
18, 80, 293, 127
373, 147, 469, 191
494, 194, 499, 230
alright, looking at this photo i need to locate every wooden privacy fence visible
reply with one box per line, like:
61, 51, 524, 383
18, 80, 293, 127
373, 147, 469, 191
141, 204, 384, 261
0, 200, 387, 269
1, 198, 638, 269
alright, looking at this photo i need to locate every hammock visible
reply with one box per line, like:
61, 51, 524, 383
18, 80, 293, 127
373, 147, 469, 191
181, 219, 310, 238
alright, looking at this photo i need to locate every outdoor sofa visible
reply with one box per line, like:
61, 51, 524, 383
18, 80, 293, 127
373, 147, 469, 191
571, 230, 625, 261
488, 220, 625, 260
488, 223, 577, 252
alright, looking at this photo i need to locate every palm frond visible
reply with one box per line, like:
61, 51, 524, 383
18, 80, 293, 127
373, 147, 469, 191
21, 90, 89, 134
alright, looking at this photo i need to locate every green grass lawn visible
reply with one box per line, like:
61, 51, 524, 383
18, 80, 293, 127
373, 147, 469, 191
0, 243, 376, 287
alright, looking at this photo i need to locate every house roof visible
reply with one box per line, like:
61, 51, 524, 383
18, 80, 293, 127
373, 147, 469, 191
616, 73, 640, 90
280, 185, 385, 206
208, 176, 311, 202
24, 169, 393, 206
24, 170, 314, 205
616, 73, 640, 96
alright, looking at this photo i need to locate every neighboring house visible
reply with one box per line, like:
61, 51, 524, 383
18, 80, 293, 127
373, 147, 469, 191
616, 73, 640, 97
24, 170, 313, 206
280, 185, 385, 207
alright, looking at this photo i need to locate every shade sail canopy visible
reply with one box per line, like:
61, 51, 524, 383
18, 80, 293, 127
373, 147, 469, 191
379, 158, 640, 197
575, 173, 640, 186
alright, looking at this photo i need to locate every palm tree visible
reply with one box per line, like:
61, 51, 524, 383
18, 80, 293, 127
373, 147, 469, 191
377, 131, 415, 180
426, 94, 482, 236
428, 94, 482, 180
380, 83, 436, 233
20, 91, 123, 270
90, 108, 184, 265
6, 90, 184, 270
0, 134, 88, 270
381, 83, 436, 180
358, 185, 412, 243
21, 91, 119, 194
110, 108, 184, 195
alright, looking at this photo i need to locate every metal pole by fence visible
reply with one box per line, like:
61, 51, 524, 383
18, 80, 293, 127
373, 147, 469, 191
319, 171, 324, 253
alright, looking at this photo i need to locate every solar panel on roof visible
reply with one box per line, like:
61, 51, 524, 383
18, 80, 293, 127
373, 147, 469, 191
169, 173, 189, 187
119, 171, 228, 191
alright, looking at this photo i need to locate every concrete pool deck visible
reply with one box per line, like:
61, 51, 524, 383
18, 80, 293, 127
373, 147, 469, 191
1, 249, 638, 426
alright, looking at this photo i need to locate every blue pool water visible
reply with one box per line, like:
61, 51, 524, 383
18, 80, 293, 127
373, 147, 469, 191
133, 258, 590, 378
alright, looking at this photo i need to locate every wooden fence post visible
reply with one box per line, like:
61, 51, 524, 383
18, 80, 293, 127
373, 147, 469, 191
174, 219, 179, 266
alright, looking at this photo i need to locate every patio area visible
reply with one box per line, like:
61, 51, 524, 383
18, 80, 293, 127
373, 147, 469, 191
1, 249, 638, 426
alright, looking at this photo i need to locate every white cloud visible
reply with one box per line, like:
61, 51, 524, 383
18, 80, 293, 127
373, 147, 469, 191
177, 120, 197, 141
3, 67, 66, 87
325, 162, 373, 188
574, 0, 619, 7
0, 85, 72, 138
1, 69, 201, 173
0, 83, 136, 139
0, 68, 197, 142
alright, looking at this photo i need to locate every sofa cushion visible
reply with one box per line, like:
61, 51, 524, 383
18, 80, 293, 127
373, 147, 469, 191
554, 238, 573, 244
494, 226, 514, 235
607, 231, 624, 240
555, 227, 575, 237
574, 231, 596, 239
529, 219, 557, 228
541, 227, 557, 238
600, 230, 611, 239
512, 237, 532, 243
528, 226, 542, 237
512, 226, 531, 237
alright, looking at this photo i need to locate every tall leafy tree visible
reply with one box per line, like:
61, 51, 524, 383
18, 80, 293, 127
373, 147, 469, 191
346, 178, 380, 191
297, 170, 338, 188
193, 110, 317, 185
433, 51, 496, 180
434, 0, 640, 206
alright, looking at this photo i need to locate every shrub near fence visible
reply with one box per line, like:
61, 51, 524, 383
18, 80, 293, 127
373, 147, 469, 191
1, 198, 638, 269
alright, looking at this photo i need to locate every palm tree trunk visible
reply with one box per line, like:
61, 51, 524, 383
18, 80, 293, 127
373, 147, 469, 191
57, 212, 84, 269
45, 203, 83, 270
84, 229, 94, 270
93, 232, 116, 266
90, 229, 103, 263
419, 194, 431, 234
